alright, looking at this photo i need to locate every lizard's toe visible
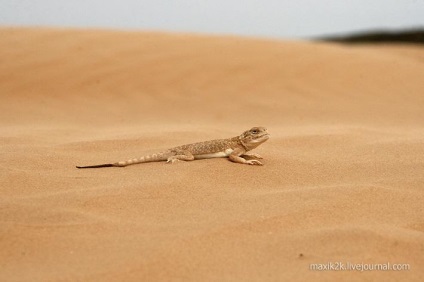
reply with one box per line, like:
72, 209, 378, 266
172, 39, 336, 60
247, 160, 263, 166
242, 153, 263, 160
251, 154, 263, 159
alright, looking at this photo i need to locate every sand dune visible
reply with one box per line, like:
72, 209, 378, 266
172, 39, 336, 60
1, 27, 423, 281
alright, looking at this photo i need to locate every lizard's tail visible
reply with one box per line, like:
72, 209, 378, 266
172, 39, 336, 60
76, 164, 116, 169
76, 152, 168, 169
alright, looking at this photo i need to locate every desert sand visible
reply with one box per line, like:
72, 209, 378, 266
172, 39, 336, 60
0, 27, 423, 281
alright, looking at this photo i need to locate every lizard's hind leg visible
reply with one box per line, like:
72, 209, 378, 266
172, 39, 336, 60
166, 151, 194, 164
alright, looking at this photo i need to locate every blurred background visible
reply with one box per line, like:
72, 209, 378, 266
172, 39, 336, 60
1, 0, 424, 39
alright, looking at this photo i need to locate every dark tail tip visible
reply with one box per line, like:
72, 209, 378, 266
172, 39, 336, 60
76, 164, 114, 169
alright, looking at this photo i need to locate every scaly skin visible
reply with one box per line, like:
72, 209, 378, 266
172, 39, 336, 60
76, 127, 269, 168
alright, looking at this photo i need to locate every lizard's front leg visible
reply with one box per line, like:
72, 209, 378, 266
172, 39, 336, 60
229, 148, 263, 166
167, 150, 195, 164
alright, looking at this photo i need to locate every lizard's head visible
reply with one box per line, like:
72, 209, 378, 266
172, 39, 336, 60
239, 127, 269, 150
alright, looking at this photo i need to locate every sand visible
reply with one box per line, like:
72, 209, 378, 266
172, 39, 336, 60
0, 27, 423, 281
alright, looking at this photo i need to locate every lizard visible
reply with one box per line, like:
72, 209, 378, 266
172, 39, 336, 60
76, 126, 269, 168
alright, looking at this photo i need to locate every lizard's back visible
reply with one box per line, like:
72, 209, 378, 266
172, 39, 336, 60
172, 138, 239, 155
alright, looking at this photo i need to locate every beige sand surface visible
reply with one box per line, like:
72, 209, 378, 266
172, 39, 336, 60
1, 28, 423, 281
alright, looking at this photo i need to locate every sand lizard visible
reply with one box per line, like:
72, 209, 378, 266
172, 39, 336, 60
76, 127, 269, 168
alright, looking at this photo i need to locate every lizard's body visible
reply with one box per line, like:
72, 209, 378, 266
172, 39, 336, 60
76, 127, 269, 168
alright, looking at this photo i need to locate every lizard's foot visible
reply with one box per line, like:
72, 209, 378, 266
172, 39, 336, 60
246, 160, 263, 166
166, 157, 180, 164
243, 153, 263, 159
166, 152, 194, 163
166, 156, 180, 164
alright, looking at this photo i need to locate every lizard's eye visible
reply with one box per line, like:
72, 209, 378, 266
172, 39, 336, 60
251, 130, 258, 134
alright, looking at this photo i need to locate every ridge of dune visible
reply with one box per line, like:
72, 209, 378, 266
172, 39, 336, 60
1, 27, 423, 127
0, 27, 423, 282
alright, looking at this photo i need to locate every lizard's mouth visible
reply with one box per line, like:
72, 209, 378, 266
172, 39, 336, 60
252, 133, 270, 143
